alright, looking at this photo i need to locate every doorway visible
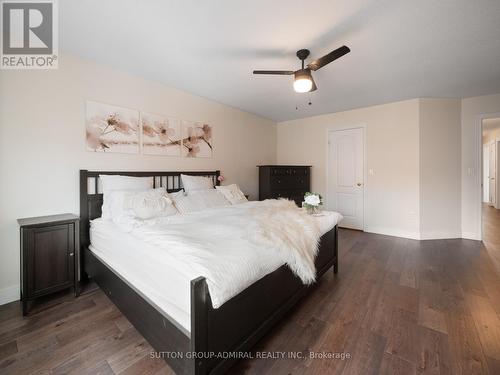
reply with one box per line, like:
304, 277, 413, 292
327, 127, 365, 230
482, 117, 500, 271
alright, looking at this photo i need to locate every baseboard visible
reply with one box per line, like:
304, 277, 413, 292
362, 226, 480, 241
461, 231, 481, 241
419, 231, 462, 240
363, 226, 421, 240
0, 284, 20, 306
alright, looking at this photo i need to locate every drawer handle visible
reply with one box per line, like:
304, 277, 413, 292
69, 252, 74, 257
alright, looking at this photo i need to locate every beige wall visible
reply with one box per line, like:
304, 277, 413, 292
461, 93, 500, 239
277, 99, 421, 239
419, 98, 461, 239
0, 53, 276, 303
277, 98, 464, 240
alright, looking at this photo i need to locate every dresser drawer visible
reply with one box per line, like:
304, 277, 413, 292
270, 190, 306, 206
270, 167, 309, 176
270, 174, 308, 189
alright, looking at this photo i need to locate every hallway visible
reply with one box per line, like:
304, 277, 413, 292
483, 203, 500, 273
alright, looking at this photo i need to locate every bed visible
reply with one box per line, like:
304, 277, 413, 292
80, 170, 339, 375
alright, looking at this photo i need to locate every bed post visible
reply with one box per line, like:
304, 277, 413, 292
334, 225, 339, 274
191, 277, 209, 375
79, 170, 89, 282
215, 170, 221, 186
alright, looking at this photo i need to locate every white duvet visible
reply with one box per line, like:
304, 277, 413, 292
111, 200, 342, 308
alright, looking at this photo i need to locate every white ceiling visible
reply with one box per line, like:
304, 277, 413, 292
60, 0, 500, 122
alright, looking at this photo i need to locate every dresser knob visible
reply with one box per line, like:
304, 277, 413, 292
69, 252, 74, 257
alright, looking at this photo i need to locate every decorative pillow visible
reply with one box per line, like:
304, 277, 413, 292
172, 189, 229, 214
180, 174, 214, 192
126, 189, 178, 219
100, 175, 153, 219
216, 184, 248, 204
107, 188, 177, 222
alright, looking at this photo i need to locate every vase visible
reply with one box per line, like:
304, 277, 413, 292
306, 205, 321, 215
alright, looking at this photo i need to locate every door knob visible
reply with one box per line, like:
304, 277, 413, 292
357, 183, 362, 186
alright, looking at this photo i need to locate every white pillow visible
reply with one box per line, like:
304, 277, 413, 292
180, 174, 214, 192
100, 175, 153, 219
216, 184, 248, 204
127, 189, 178, 219
172, 189, 229, 214
107, 189, 137, 220
108, 188, 178, 222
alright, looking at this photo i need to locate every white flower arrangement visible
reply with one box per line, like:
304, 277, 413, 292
303, 192, 323, 214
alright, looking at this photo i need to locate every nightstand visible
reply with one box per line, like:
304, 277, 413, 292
18, 214, 80, 315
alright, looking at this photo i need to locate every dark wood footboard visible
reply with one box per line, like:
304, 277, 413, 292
190, 226, 338, 374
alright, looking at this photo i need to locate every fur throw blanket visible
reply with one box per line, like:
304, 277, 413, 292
249, 199, 322, 284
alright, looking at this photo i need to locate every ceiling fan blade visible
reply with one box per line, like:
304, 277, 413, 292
307, 45, 350, 71
253, 70, 294, 75
310, 76, 318, 92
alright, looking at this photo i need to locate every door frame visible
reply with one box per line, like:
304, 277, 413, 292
476, 112, 500, 240
483, 143, 490, 203
325, 125, 367, 231
486, 139, 497, 207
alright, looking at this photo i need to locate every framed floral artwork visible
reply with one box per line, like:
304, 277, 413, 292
85, 101, 139, 154
141, 112, 181, 156
181, 121, 213, 158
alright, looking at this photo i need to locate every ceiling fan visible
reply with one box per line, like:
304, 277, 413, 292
253, 45, 350, 93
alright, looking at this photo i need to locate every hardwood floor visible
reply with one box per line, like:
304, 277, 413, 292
1, 229, 500, 374
483, 203, 500, 274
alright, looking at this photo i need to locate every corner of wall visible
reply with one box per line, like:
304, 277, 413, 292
0, 284, 19, 305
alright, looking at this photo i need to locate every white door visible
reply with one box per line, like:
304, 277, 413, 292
483, 144, 490, 203
489, 141, 496, 206
328, 128, 364, 230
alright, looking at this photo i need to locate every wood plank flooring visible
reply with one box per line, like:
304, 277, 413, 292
2, 228, 500, 374
483, 203, 500, 274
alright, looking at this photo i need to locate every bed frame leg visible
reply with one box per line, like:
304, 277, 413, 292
191, 277, 210, 375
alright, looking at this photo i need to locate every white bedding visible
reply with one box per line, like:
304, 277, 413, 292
90, 201, 342, 334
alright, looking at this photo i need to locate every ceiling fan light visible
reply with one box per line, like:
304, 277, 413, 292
293, 69, 313, 93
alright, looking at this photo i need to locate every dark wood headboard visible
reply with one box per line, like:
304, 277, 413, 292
79, 169, 220, 250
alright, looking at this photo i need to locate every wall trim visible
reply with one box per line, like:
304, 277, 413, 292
0, 284, 20, 306
462, 231, 481, 241
419, 231, 462, 240
363, 226, 421, 240
474, 111, 500, 241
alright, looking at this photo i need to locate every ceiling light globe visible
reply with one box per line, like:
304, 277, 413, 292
293, 78, 313, 93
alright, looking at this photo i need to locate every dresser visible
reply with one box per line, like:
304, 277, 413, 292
258, 165, 311, 206
18, 214, 80, 315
